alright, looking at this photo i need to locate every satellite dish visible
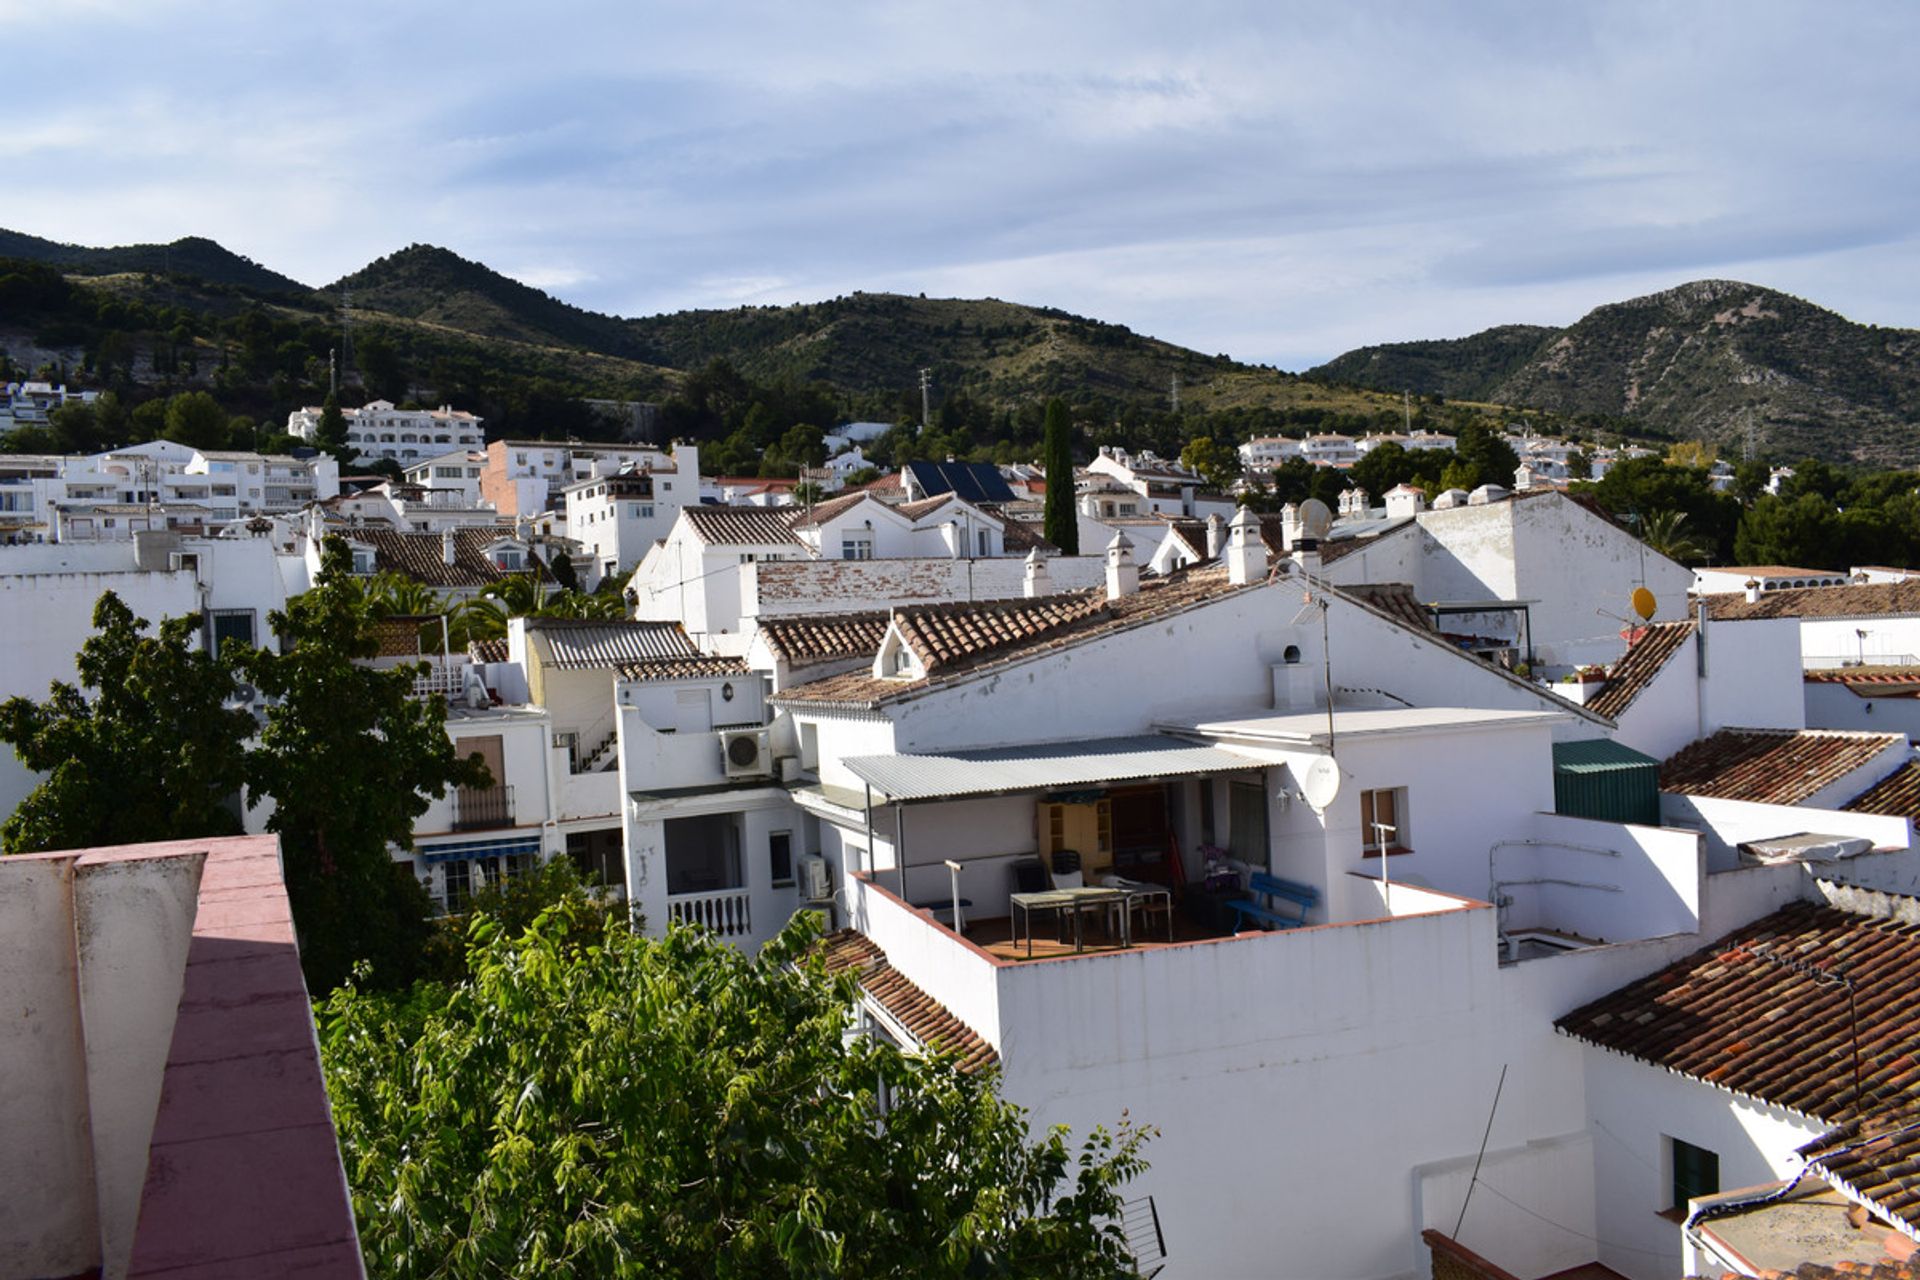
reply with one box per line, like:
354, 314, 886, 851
1630, 586, 1657, 621
1298, 499, 1334, 541
1300, 756, 1343, 810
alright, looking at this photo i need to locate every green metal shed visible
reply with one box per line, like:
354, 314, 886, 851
1552, 738, 1661, 826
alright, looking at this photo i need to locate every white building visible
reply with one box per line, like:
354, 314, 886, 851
286, 398, 485, 465
0, 380, 99, 432
1693, 565, 1851, 596
479, 438, 697, 523
1299, 432, 1360, 466
563, 469, 679, 586
402, 449, 488, 506
1237, 436, 1302, 472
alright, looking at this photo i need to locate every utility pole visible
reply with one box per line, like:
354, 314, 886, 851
329, 348, 338, 398
1404, 389, 1413, 434
338, 289, 355, 386
918, 368, 933, 431
1170, 374, 1180, 413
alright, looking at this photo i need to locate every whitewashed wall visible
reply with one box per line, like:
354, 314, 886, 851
1661, 793, 1911, 871
1805, 680, 1920, 740
1799, 614, 1920, 666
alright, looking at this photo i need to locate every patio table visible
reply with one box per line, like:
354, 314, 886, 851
1010, 886, 1130, 956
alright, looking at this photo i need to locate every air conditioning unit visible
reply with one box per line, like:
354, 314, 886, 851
721, 729, 771, 779
800, 855, 831, 902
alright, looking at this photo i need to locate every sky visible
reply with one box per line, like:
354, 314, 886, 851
4, 0, 1918, 370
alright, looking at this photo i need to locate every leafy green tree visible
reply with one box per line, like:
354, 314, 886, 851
1349, 441, 1417, 498
0, 593, 252, 853
321, 907, 1151, 1279
1734, 493, 1844, 569
1637, 510, 1706, 564
1042, 398, 1078, 555
163, 390, 231, 450
240, 538, 488, 991
1449, 420, 1521, 491
1178, 435, 1239, 490
1576, 456, 1741, 563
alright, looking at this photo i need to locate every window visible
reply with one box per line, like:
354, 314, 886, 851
977, 529, 990, 556
769, 831, 794, 888
208, 609, 255, 657
1668, 1137, 1719, 1215
1360, 788, 1409, 855
798, 722, 819, 770
841, 534, 873, 560
444, 859, 472, 914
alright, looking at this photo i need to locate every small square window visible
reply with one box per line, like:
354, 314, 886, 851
769, 831, 794, 888
1669, 1136, 1718, 1214
1360, 787, 1409, 855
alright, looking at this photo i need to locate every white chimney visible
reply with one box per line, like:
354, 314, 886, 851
1745, 578, 1762, 604
442, 529, 458, 566
1023, 547, 1050, 598
1227, 506, 1267, 585
1204, 512, 1225, 560
1105, 531, 1139, 600
1280, 502, 1301, 551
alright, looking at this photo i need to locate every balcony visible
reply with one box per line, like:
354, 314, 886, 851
667, 887, 752, 938
453, 785, 514, 832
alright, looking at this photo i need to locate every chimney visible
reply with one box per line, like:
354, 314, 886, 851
442, 529, 458, 566
1023, 547, 1050, 598
1744, 578, 1762, 604
1105, 531, 1139, 600
1204, 512, 1225, 560
1280, 502, 1301, 551
1227, 506, 1267, 585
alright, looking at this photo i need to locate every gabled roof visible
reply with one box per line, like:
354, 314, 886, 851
682, 505, 804, 548
757, 611, 893, 666
774, 567, 1248, 710
1659, 728, 1905, 805
1340, 583, 1435, 636
1706, 582, 1920, 622
787, 491, 876, 530
355, 527, 530, 588
1805, 667, 1920, 697
1845, 762, 1920, 821
528, 618, 702, 670
1797, 1113, 1920, 1240
1557, 900, 1920, 1124
991, 514, 1058, 555
1587, 621, 1695, 719
818, 930, 996, 1072
903, 460, 1015, 504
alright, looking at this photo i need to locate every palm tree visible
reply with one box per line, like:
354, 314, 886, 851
1638, 509, 1706, 564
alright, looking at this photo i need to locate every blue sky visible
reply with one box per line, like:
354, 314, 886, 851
5, 1, 1916, 369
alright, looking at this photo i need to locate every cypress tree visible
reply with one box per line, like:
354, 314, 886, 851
1042, 397, 1078, 555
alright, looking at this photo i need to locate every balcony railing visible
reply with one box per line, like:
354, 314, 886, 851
668, 887, 752, 938
453, 785, 514, 831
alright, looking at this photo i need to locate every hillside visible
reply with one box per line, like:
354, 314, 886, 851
0, 229, 309, 295
329, 245, 653, 361
1314, 281, 1920, 464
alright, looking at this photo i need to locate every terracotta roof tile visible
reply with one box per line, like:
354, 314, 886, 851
991, 514, 1058, 555
1341, 583, 1435, 636
775, 567, 1248, 709
682, 505, 804, 548
817, 929, 997, 1072
354, 526, 528, 588
1806, 667, 1920, 697
757, 611, 893, 665
1847, 763, 1920, 821
787, 491, 871, 529
1707, 583, 1920, 622
1557, 901, 1920, 1122
1660, 729, 1905, 805
1588, 621, 1696, 719
895, 493, 962, 521
616, 655, 751, 682
1798, 1112, 1920, 1239
469, 637, 509, 664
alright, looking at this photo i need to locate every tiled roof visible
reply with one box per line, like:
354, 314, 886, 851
1660, 729, 1905, 805
1707, 583, 1920, 622
469, 637, 510, 664
788, 491, 871, 529
616, 655, 751, 682
1588, 621, 1696, 719
1342, 583, 1436, 636
682, 505, 804, 547
1805, 667, 1920, 697
1798, 1113, 1920, 1240
356, 527, 527, 588
530, 618, 702, 670
757, 611, 893, 665
775, 567, 1250, 709
818, 929, 996, 1072
1847, 763, 1920, 821
1556, 900, 1920, 1123
1164, 519, 1209, 562
895, 493, 960, 521
992, 514, 1058, 555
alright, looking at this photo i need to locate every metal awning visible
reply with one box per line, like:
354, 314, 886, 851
843, 734, 1267, 803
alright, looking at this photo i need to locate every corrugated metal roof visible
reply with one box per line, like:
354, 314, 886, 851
843, 733, 1264, 802
1552, 738, 1661, 773
531, 619, 702, 669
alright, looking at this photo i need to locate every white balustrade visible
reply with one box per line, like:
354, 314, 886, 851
667, 887, 753, 938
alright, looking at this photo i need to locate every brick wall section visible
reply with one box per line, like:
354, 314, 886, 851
1421, 1230, 1522, 1280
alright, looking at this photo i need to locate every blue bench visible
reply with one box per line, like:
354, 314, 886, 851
1224, 873, 1318, 934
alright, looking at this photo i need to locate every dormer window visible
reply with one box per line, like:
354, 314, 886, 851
873, 625, 921, 680
349, 547, 376, 574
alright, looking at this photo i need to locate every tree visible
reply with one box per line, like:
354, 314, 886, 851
240, 538, 488, 991
1449, 420, 1521, 491
317, 390, 348, 450
163, 390, 230, 450
1178, 435, 1239, 490
1042, 398, 1078, 555
0, 593, 252, 853
1637, 510, 1706, 564
320, 907, 1150, 1279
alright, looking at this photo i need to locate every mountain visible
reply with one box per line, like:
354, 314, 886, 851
0, 229, 309, 295
329, 245, 652, 360
1313, 281, 1920, 464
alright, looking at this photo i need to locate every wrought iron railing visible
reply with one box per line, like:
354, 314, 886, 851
453, 785, 514, 831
